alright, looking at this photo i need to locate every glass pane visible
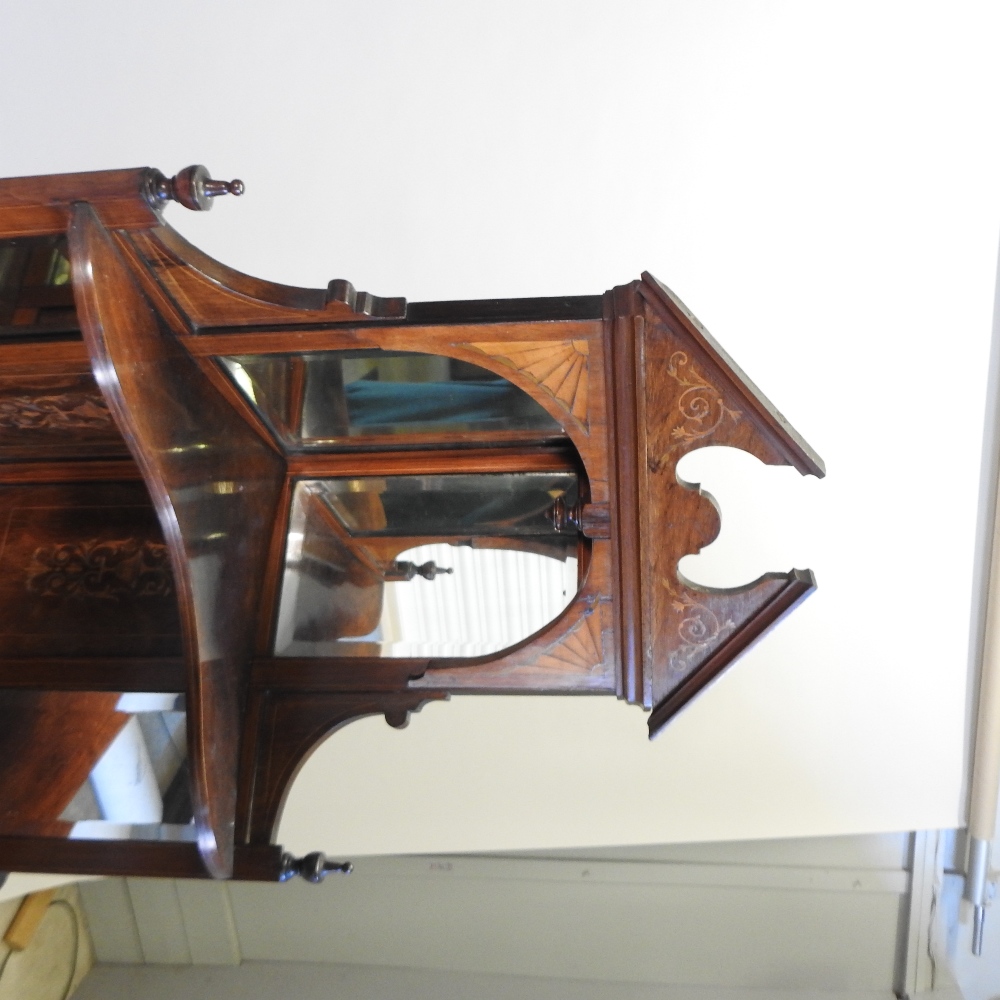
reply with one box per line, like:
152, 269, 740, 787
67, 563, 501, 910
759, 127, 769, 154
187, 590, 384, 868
273, 481, 386, 656
0, 235, 78, 336
59, 692, 195, 842
375, 542, 578, 657
311, 472, 579, 537
274, 476, 580, 658
220, 350, 563, 448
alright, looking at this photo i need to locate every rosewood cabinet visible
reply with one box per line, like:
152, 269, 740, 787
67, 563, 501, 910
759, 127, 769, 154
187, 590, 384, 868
0, 165, 824, 882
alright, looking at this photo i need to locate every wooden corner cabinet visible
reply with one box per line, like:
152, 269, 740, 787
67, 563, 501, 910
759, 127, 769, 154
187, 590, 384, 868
0, 165, 824, 882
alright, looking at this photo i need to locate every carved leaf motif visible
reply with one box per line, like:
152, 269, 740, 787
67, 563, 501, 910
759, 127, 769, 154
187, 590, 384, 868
465, 340, 589, 429
535, 606, 604, 671
0, 392, 114, 432
27, 538, 173, 600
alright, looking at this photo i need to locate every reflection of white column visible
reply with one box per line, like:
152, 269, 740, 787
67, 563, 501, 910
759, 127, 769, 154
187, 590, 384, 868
385, 544, 579, 657
90, 717, 163, 823
274, 523, 306, 655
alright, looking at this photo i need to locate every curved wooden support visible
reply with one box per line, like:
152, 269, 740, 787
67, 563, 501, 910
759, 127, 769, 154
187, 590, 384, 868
128, 226, 406, 327
609, 275, 825, 736
240, 690, 447, 844
68, 204, 285, 877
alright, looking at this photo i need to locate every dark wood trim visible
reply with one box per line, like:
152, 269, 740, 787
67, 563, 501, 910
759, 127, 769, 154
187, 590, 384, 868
608, 286, 644, 706
0, 837, 286, 880
286, 445, 578, 479
0, 326, 82, 343
251, 657, 429, 692
0, 658, 185, 691
182, 321, 601, 355
0, 459, 141, 483
405, 295, 604, 325
188, 301, 603, 335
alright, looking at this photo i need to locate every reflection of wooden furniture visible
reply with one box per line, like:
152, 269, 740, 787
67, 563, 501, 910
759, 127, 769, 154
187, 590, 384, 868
0, 165, 824, 882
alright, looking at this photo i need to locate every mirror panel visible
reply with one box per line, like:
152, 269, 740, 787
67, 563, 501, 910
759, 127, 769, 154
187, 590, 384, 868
374, 542, 578, 657
61, 692, 194, 842
274, 475, 580, 658
220, 350, 564, 448
0, 235, 77, 337
309, 472, 579, 537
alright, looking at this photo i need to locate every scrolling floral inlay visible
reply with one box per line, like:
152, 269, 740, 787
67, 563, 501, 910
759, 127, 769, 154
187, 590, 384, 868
27, 538, 173, 600
0, 391, 114, 432
663, 578, 735, 677
649, 351, 741, 472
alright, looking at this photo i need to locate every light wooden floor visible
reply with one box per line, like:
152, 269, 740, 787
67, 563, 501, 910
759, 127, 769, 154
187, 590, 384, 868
0, 885, 92, 1000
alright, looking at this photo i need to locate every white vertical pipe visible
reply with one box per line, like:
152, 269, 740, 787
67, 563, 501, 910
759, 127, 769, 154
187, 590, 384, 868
90, 717, 164, 824
965, 232, 1000, 955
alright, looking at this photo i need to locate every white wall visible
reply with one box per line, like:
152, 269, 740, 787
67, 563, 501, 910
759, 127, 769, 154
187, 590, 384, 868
78, 833, 915, 997
3, 2, 1000, 851
72, 965, 902, 1000
74, 965, 906, 1000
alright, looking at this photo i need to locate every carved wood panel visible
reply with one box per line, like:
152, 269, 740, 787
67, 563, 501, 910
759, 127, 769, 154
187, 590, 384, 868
0, 484, 181, 658
0, 373, 128, 460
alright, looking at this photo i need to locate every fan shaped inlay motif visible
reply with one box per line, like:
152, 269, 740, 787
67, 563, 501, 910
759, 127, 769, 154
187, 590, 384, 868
535, 605, 604, 672
465, 340, 589, 429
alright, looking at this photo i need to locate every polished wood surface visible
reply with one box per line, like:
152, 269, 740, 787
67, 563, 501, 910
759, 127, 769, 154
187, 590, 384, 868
131, 227, 406, 326
0, 165, 823, 883
0, 658, 184, 691
0, 168, 161, 238
0, 838, 286, 880
69, 203, 285, 878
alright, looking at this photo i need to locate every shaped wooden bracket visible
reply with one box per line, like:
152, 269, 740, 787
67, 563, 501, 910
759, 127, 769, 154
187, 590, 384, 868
608, 274, 825, 737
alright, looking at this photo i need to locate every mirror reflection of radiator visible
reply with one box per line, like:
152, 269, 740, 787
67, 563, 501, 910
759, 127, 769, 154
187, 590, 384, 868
62, 693, 194, 842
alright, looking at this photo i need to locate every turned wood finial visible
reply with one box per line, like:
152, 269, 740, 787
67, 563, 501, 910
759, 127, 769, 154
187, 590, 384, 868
279, 852, 353, 884
145, 165, 244, 212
